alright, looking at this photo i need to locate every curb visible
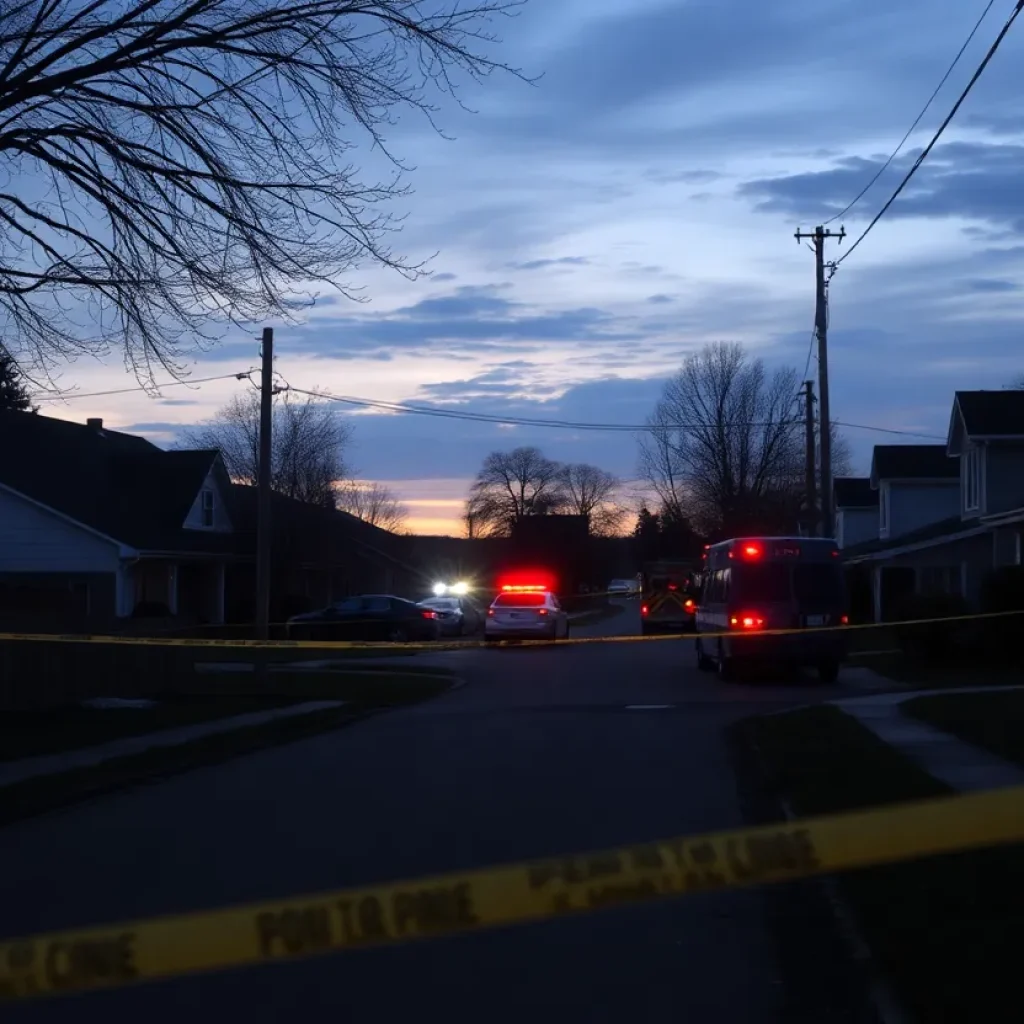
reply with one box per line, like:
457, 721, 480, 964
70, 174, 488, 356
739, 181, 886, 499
727, 720, 899, 1024
0, 673, 460, 828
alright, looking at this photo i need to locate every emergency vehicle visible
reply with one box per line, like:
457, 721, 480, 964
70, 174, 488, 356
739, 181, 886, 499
639, 559, 701, 635
695, 536, 848, 681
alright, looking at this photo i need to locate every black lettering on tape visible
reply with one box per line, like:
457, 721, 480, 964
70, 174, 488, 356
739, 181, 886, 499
587, 879, 657, 909
256, 906, 333, 958
744, 829, 820, 876
44, 934, 137, 990
629, 844, 665, 871
357, 897, 388, 940
390, 883, 479, 936
667, 840, 726, 889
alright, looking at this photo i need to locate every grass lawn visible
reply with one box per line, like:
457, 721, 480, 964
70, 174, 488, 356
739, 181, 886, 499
851, 650, 1023, 688
902, 686, 1024, 769
735, 704, 1024, 1024
0, 695, 301, 762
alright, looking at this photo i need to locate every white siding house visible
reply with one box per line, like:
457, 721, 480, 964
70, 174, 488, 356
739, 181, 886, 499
844, 393, 1024, 621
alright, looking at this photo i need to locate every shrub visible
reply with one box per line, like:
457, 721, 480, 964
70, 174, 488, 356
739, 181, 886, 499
978, 566, 1024, 663
893, 592, 971, 662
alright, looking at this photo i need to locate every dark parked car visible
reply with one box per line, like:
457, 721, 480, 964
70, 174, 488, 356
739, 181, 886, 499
417, 596, 484, 636
287, 595, 440, 643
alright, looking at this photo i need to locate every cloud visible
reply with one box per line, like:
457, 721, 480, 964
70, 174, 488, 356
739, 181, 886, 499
507, 256, 591, 271
966, 278, 1018, 293
739, 141, 1024, 232
429, 272, 458, 282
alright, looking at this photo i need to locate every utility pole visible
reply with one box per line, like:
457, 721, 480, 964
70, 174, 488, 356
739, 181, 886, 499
795, 224, 845, 538
255, 327, 274, 640
802, 379, 817, 536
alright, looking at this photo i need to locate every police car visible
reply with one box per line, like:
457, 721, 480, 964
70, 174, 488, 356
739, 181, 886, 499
484, 584, 570, 643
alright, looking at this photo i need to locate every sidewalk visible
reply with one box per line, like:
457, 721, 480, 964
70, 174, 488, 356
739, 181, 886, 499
0, 701, 346, 790
832, 685, 1024, 793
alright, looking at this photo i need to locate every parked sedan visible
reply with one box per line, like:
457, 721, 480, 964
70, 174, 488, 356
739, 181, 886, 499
417, 596, 484, 637
287, 595, 440, 643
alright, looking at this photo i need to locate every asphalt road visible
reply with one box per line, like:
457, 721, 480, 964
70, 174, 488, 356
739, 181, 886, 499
2, 600, 895, 1022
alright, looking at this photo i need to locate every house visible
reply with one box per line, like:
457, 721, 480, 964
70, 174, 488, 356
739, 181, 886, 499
833, 477, 879, 549
843, 392, 1024, 620
0, 410, 417, 632
0, 410, 235, 630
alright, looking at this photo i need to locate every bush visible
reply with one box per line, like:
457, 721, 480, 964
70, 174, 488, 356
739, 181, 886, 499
893, 592, 971, 662
978, 566, 1024, 663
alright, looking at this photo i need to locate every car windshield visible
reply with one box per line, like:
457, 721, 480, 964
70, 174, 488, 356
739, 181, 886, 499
493, 593, 546, 607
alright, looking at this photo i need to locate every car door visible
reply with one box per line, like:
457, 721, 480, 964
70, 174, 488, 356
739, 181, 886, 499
459, 598, 479, 634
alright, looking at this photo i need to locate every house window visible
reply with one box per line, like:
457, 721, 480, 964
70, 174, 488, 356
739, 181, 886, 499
964, 446, 981, 511
201, 488, 215, 527
919, 565, 963, 596
879, 485, 889, 534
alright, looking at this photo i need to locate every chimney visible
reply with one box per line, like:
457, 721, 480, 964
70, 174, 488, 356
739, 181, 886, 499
86, 417, 103, 430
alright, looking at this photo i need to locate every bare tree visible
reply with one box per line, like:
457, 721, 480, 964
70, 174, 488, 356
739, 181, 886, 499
181, 389, 350, 506
0, 1, 526, 376
465, 445, 564, 536
639, 342, 855, 536
337, 480, 406, 533
558, 462, 626, 536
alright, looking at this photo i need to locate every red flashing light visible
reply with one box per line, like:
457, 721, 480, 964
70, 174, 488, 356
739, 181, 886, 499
740, 542, 762, 559
730, 611, 765, 630
684, 598, 695, 610
641, 604, 649, 616
501, 584, 547, 592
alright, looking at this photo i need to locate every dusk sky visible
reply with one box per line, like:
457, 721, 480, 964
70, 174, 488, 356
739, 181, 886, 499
34, 0, 1024, 535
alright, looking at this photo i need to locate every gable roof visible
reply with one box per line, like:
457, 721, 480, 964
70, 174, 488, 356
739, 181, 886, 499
834, 477, 877, 508
870, 445, 957, 486
0, 410, 229, 550
948, 390, 1024, 454
228, 484, 418, 574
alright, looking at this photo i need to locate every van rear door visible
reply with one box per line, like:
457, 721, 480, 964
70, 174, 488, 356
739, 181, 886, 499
728, 562, 795, 630
792, 562, 845, 627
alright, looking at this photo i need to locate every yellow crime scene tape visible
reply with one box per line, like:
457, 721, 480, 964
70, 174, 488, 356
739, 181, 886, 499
2, 786, 1023, 1003
0, 608, 1021, 651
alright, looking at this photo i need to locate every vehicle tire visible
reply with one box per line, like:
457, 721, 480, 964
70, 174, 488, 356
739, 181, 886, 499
717, 641, 735, 681
817, 659, 840, 684
695, 638, 715, 672
387, 626, 409, 643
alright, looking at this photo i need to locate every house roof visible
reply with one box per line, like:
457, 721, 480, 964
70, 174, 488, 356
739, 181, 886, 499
834, 477, 877, 508
870, 445, 957, 486
0, 410, 229, 551
842, 515, 967, 560
228, 485, 418, 574
954, 390, 1024, 437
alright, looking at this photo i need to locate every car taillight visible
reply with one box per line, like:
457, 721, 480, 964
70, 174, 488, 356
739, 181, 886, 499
667, 583, 678, 591
840, 614, 849, 625
537, 608, 549, 616
684, 599, 694, 609
730, 612, 765, 630
487, 608, 494, 616
421, 610, 436, 620
641, 604, 649, 615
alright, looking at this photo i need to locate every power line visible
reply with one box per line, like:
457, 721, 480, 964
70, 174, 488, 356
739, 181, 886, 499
836, 0, 1023, 267
825, 0, 999, 226
287, 385, 946, 440
30, 371, 255, 403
